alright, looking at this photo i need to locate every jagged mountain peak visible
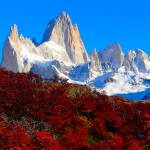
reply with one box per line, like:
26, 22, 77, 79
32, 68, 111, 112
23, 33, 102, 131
9, 24, 19, 42
90, 48, 97, 54
61, 11, 67, 15
107, 42, 120, 48
90, 48, 98, 58
124, 48, 150, 72
59, 11, 70, 20
125, 50, 136, 60
42, 11, 72, 43
10, 24, 18, 33
106, 42, 122, 53
90, 48, 100, 61
99, 43, 124, 69
2, 12, 150, 101
135, 48, 148, 56
126, 48, 147, 55
90, 48, 102, 70
53, 11, 72, 26
42, 11, 90, 64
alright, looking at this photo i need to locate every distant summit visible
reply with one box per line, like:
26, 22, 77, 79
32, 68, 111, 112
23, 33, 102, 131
42, 11, 90, 64
42, 11, 71, 43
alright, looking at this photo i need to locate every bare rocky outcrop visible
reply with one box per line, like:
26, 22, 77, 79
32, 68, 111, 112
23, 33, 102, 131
89, 48, 102, 70
104, 74, 115, 83
123, 50, 138, 72
99, 43, 124, 70
1, 24, 23, 72
134, 49, 150, 72
42, 11, 90, 64
124, 49, 150, 72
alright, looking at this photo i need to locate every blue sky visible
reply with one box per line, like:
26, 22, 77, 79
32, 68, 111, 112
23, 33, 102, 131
0, 0, 150, 61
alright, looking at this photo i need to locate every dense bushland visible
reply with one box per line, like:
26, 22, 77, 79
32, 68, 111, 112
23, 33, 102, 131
0, 68, 150, 149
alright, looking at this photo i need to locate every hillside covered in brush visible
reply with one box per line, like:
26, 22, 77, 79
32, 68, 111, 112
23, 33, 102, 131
0, 68, 150, 149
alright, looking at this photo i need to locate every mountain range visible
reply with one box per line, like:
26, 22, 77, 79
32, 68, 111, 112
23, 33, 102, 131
1, 11, 150, 100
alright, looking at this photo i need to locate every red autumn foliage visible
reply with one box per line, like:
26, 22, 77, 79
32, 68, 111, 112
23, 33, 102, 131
0, 68, 150, 149
62, 128, 88, 149
31, 131, 63, 150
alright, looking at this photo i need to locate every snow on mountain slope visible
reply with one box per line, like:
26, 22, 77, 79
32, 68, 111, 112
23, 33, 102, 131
1, 12, 150, 101
1, 23, 75, 80
69, 62, 91, 82
20, 40, 71, 66
91, 66, 150, 100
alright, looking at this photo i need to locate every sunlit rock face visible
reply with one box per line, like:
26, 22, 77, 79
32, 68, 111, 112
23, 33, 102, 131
1, 24, 23, 72
42, 11, 90, 64
89, 48, 102, 70
1, 24, 72, 78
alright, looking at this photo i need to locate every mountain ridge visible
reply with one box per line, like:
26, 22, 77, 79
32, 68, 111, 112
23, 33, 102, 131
1, 11, 150, 100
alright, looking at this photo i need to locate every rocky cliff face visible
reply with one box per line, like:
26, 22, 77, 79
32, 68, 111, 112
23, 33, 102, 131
1, 12, 90, 75
1, 23, 72, 78
1, 12, 150, 100
42, 11, 90, 64
134, 49, 150, 72
99, 43, 124, 70
89, 48, 102, 70
124, 49, 150, 72
1, 24, 23, 72
124, 50, 138, 72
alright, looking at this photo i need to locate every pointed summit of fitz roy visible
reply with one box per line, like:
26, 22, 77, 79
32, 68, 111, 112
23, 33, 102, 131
9, 24, 19, 43
42, 11, 90, 64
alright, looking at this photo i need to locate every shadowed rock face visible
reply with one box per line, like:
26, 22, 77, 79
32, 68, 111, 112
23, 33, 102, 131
89, 48, 102, 70
124, 49, 150, 73
124, 50, 137, 72
42, 11, 90, 64
99, 43, 124, 70
104, 74, 115, 83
